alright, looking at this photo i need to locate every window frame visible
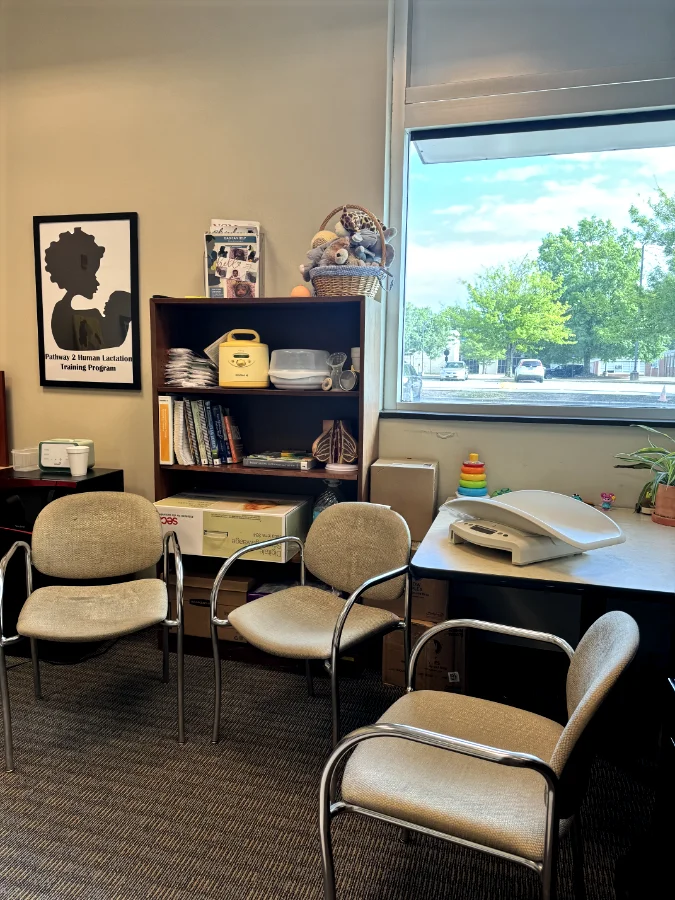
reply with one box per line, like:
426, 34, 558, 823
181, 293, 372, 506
383, 0, 675, 425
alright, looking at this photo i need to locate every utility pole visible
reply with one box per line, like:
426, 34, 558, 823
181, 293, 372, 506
630, 243, 645, 382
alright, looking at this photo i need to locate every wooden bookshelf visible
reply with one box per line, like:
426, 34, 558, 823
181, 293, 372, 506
150, 296, 380, 503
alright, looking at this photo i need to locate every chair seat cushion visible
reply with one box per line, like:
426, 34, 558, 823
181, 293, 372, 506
342, 690, 564, 862
228, 586, 399, 660
17, 580, 168, 642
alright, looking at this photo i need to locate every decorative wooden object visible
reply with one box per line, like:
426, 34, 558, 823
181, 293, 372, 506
150, 296, 381, 503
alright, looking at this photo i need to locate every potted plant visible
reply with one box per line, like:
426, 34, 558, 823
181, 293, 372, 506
615, 424, 675, 525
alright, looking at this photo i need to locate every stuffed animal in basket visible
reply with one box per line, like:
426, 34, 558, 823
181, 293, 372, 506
351, 226, 397, 266
299, 236, 365, 281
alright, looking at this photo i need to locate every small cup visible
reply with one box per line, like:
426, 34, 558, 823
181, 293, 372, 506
66, 445, 90, 477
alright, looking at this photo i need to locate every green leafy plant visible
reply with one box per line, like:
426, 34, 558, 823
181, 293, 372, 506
615, 424, 675, 504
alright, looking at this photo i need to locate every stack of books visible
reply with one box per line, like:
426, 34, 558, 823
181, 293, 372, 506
164, 348, 218, 388
158, 396, 243, 466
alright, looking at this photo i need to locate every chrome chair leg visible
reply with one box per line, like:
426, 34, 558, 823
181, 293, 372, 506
0, 645, 14, 772
571, 816, 586, 900
329, 659, 340, 748
177, 619, 185, 745
305, 660, 314, 697
162, 623, 169, 684
211, 621, 222, 744
320, 756, 337, 900
30, 638, 42, 700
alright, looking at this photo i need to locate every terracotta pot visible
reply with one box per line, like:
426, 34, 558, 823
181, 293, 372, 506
651, 483, 675, 526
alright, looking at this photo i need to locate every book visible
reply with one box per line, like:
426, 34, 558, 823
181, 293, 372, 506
173, 400, 185, 465
205, 220, 263, 300
158, 396, 174, 465
183, 400, 200, 465
223, 415, 243, 463
173, 401, 194, 466
190, 400, 210, 466
243, 452, 317, 470
212, 404, 232, 464
204, 400, 222, 465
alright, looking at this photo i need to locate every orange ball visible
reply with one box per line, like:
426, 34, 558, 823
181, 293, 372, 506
290, 285, 312, 297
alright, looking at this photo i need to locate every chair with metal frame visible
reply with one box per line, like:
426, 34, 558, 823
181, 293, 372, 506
319, 611, 639, 900
210, 502, 411, 748
0, 491, 185, 773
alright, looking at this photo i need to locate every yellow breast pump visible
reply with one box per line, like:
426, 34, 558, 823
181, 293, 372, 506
218, 329, 270, 388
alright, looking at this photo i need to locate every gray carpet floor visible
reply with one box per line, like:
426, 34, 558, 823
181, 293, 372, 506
0, 632, 655, 900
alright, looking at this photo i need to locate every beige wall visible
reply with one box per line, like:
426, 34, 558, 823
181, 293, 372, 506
0, 0, 389, 495
380, 418, 672, 508
0, 0, 668, 506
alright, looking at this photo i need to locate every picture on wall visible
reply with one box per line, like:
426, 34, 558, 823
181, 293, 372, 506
33, 212, 141, 390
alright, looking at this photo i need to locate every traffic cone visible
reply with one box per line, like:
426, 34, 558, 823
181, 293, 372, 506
659, 385, 667, 402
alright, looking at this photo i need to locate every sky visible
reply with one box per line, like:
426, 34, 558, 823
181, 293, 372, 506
405, 144, 675, 311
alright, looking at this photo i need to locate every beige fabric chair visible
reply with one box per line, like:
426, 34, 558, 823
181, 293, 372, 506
210, 502, 411, 746
319, 611, 639, 900
0, 492, 185, 772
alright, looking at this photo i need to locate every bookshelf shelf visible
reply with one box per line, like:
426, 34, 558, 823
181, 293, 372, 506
157, 385, 360, 398
151, 294, 380, 503
161, 463, 358, 480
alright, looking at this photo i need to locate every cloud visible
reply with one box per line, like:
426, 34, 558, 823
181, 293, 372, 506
432, 204, 473, 216
484, 164, 546, 182
446, 176, 652, 241
405, 238, 537, 309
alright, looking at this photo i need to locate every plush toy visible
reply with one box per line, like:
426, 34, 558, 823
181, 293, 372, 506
351, 226, 397, 265
299, 237, 351, 280
311, 230, 337, 249
335, 206, 382, 238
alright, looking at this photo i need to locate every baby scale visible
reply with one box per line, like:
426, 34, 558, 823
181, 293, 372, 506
446, 490, 625, 566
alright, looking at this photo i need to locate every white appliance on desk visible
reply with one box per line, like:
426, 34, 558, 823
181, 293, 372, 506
445, 490, 625, 566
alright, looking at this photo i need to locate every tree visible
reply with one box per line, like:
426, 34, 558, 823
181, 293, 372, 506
631, 187, 675, 268
403, 305, 454, 372
444, 261, 573, 376
538, 217, 641, 372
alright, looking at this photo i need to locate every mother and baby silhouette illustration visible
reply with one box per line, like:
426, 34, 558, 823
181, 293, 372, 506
44, 227, 131, 351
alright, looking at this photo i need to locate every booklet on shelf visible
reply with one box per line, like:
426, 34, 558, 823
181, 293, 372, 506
205, 219, 263, 299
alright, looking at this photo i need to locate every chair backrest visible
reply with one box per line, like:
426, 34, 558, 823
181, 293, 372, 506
31, 491, 164, 579
304, 502, 410, 602
550, 611, 639, 779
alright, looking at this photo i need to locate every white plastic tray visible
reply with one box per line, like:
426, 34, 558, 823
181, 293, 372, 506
444, 490, 625, 550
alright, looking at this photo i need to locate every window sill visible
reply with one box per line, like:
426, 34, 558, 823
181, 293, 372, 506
380, 408, 675, 427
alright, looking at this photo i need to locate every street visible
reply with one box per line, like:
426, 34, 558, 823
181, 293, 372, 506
415, 376, 675, 408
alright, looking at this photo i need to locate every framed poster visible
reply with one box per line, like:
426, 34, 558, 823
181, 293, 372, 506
33, 212, 140, 390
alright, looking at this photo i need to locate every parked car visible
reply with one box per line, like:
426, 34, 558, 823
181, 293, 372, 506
440, 360, 469, 381
514, 358, 546, 383
401, 363, 423, 401
548, 364, 587, 379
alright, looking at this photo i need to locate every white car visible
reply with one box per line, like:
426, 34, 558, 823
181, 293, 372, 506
440, 361, 468, 381
515, 359, 546, 383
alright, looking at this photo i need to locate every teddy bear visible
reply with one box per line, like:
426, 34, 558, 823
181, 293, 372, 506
350, 226, 397, 266
299, 236, 354, 280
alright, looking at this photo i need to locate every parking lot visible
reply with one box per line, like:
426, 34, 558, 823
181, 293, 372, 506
414, 375, 675, 408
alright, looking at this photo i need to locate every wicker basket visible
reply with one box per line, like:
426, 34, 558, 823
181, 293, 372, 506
310, 204, 387, 299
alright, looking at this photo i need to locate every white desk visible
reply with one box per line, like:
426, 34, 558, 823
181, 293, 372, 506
412, 507, 675, 597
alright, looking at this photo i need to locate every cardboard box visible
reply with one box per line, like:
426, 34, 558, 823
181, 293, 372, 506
364, 577, 448, 624
169, 574, 253, 641
369, 458, 438, 541
383, 620, 465, 692
155, 492, 311, 562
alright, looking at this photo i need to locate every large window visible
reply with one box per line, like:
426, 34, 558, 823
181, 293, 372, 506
400, 114, 675, 413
